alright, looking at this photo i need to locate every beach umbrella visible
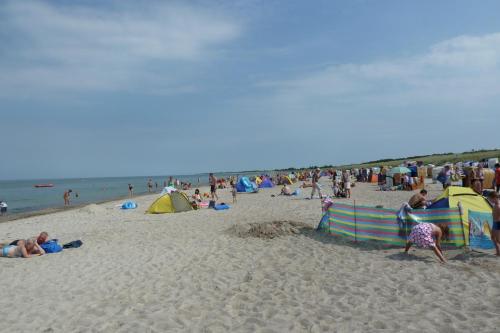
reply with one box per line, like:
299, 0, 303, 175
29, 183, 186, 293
388, 167, 411, 175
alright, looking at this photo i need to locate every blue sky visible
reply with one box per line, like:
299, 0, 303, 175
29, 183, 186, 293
1, 0, 499, 180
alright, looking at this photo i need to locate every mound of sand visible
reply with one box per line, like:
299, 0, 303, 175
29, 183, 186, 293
228, 220, 312, 239
79, 204, 106, 215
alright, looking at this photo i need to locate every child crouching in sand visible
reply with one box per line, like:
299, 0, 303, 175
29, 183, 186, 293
404, 223, 449, 263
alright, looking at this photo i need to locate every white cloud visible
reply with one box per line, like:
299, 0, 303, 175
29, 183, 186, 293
260, 32, 500, 113
0, 0, 241, 97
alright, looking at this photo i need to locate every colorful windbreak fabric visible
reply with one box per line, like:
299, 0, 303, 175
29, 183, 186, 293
318, 203, 465, 247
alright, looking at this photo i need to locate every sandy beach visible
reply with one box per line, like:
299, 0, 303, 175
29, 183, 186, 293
1, 180, 500, 332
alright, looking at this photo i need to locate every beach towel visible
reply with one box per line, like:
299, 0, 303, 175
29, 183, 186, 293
214, 204, 230, 210
41, 239, 63, 253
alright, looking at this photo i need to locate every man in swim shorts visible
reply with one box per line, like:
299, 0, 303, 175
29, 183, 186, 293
490, 192, 500, 256
1, 238, 45, 258
409, 189, 428, 209
209, 173, 219, 201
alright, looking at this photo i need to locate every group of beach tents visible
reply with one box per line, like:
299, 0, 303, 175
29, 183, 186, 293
236, 176, 276, 193
144, 175, 277, 213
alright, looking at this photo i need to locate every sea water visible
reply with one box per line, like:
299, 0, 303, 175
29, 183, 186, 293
0, 172, 264, 214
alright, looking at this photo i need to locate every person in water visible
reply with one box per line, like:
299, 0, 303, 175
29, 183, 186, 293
0, 238, 45, 258
404, 223, 449, 263
63, 189, 72, 206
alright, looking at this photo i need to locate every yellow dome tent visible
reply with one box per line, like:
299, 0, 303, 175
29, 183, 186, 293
146, 192, 193, 214
428, 186, 492, 245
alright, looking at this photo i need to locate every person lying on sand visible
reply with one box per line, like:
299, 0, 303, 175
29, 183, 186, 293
404, 223, 449, 263
1, 238, 45, 258
9, 232, 49, 246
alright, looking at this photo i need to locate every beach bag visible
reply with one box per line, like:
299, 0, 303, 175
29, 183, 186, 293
63, 240, 83, 249
41, 239, 63, 253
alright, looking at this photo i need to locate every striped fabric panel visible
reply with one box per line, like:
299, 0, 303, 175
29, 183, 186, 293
324, 203, 465, 247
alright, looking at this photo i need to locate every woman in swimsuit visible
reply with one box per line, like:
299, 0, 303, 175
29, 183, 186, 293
0, 238, 45, 258
404, 223, 449, 263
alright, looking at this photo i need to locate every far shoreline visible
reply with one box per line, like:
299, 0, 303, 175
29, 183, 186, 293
0, 191, 157, 224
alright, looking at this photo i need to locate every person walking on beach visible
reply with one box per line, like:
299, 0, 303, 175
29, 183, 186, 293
0, 201, 7, 215
147, 179, 153, 193
310, 168, 322, 199
490, 192, 500, 256
209, 173, 219, 201
128, 184, 134, 198
63, 190, 72, 206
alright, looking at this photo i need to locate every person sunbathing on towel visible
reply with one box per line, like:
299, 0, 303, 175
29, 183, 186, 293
9, 231, 49, 246
1, 238, 45, 258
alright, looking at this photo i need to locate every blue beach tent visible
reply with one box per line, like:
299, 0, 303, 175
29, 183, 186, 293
236, 177, 259, 193
258, 178, 274, 188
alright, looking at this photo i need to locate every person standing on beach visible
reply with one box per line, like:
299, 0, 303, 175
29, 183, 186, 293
63, 189, 72, 206
495, 163, 500, 193
310, 168, 322, 199
438, 165, 452, 189
342, 170, 351, 198
0, 201, 7, 215
489, 192, 500, 256
128, 184, 134, 198
147, 179, 153, 193
472, 165, 485, 194
209, 173, 219, 201
231, 182, 237, 204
